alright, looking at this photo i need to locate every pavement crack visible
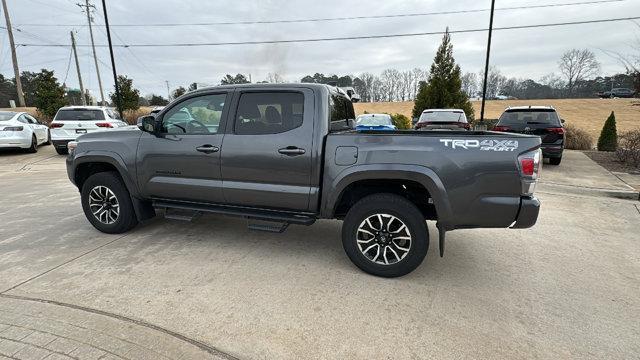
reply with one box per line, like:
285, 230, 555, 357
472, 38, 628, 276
0, 294, 238, 360
0, 234, 130, 294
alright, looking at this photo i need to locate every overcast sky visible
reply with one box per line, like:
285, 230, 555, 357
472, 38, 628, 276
1, 0, 638, 99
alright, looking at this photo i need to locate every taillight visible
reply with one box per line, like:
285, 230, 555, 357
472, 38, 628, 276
518, 150, 542, 195
547, 127, 565, 134
2, 126, 23, 131
493, 125, 511, 132
49, 123, 64, 128
95, 122, 113, 128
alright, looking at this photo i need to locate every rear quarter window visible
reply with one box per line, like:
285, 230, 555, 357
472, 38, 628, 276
329, 94, 355, 132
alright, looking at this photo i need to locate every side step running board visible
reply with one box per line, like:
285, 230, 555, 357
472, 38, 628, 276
247, 220, 289, 233
152, 199, 316, 226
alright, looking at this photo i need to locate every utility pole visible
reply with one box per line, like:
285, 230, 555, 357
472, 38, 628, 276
479, 0, 496, 124
165, 80, 171, 101
78, 0, 105, 105
1, 0, 25, 107
101, 0, 123, 117
70, 31, 86, 106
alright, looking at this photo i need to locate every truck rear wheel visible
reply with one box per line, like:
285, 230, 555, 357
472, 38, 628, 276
81, 171, 138, 234
342, 193, 429, 277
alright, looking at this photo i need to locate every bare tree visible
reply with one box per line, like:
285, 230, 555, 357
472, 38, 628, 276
478, 66, 507, 99
399, 70, 413, 101
461, 72, 478, 98
356, 72, 375, 102
371, 77, 384, 102
411, 67, 427, 100
266, 72, 285, 83
558, 49, 600, 95
380, 69, 401, 101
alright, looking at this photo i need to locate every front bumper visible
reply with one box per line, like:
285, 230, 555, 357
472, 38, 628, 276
511, 196, 540, 229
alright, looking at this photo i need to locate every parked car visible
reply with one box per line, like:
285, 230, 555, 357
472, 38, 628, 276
355, 114, 396, 131
415, 109, 470, 130
493, 106, 565, 165
50, 106, 128, 155
0, 111, 50, 152
66, 83, 541, 277
597, 88, 635, 98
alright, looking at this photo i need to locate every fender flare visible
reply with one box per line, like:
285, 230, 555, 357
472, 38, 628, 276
72, 151, 140, 198
321, 164, 454, 228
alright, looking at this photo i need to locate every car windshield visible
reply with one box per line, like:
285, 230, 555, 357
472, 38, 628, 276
498, 110, 560, 125
0, 112, 17, 121
356, 115, 392, 126
419, 111, 464, 122
55, 109, 105, 121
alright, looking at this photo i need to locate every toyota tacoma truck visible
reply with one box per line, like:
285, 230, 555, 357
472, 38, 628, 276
66, 84, 541, 277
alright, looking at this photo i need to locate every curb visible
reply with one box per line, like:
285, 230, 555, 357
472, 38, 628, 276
538, 182, 640, 201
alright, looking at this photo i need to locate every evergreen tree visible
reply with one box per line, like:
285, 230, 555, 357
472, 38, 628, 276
412, 29, 474, 120
33, 69, 67, 118
110, 75, 140, 111
597, 111, 618, 151
172, 86, 187, 99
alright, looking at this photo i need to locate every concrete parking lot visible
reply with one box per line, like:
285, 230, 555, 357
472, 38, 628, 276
0, 146, 639, 359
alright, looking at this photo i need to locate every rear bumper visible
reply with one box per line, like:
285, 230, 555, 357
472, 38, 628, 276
0, 133, 31, 148
52, 139, 72, 149
511, 196, 540, 229
541, 144, 563, 158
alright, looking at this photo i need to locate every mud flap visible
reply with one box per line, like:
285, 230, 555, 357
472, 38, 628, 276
437, 223, 446, 257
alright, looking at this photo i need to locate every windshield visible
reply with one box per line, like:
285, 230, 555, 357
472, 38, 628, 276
55, 109, 105, 121
498, 110, 560, 126
0, 112, 17, 121
356, 115, 393, 126
419, 111, 465, 123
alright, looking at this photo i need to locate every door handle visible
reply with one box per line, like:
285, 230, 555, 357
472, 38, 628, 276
278, 146, 306, 156
196, 145, 219, 154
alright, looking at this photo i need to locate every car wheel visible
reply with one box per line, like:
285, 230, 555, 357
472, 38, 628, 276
55, 147, 68, 155
549, 157, 562, 165
81, 171, 138, 234
27, 135, 38, 153
44, 130, 51, 145
342, 193, 429, 277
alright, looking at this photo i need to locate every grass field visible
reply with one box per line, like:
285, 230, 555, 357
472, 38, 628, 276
4, 98, 639, 141
355, 98, 640, 141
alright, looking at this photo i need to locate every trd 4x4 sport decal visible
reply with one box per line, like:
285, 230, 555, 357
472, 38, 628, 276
440, 139, 519, 152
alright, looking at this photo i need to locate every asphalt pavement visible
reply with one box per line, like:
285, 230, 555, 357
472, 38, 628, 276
0, 146, 638, 359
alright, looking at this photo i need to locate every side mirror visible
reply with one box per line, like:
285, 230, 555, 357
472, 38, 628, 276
137, 115, 156, 133
561, 119, 566, 123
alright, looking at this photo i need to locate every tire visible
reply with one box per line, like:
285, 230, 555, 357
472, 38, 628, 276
55, 147, 68, 155
27, 135, 38, 153
81, 171, 138, 234
549, 157, 562, 165
342, 193, 429, 277
43, 130, 51, 145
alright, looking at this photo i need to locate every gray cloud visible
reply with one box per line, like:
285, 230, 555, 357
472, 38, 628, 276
3, 0, 638, 97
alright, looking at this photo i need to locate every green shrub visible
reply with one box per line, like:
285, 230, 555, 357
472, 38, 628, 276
390, 113, 412, 130
564, 123, 594, 150
597, 111, 618, 151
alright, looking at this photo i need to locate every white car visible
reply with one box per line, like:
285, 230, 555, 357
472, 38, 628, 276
50, 106, 128, 155
0, 111, 50, 152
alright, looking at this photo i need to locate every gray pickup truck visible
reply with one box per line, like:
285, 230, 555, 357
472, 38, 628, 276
66, 84, 541, 277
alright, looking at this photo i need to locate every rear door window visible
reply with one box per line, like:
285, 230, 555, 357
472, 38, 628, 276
55, 109, 105, 121
234, 92, 304, 135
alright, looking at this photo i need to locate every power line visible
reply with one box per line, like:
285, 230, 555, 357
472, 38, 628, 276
62, 46, 73, 84
15, 16, 640, 48
13, 0, 626, 27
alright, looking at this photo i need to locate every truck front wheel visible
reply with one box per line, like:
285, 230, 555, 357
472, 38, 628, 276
81, 171, 138, 234
342, 193, 429, 277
